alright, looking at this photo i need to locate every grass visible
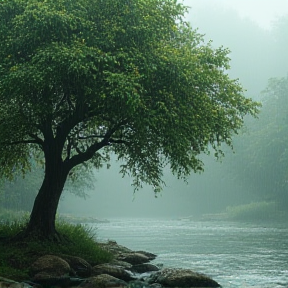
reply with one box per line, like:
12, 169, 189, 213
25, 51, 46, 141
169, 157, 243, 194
0, 217, 113, 281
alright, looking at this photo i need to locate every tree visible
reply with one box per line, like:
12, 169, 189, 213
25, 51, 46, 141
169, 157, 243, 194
227, 76, 288, 209
258, 77, 288, 208
0, 0, 259, 239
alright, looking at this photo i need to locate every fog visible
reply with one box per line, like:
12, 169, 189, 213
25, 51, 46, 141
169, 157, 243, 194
1, 0, 286, 220
57, 1, 288, 219
59, 158, 247, 218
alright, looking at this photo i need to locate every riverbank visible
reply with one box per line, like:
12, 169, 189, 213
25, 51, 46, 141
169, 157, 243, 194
0, 221, 221, 288
0, 239, 221, 288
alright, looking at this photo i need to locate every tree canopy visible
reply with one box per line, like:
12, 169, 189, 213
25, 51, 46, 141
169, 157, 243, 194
0, 0, 259, 238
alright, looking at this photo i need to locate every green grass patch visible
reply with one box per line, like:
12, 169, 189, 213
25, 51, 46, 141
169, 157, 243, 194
0, 219, 112, 281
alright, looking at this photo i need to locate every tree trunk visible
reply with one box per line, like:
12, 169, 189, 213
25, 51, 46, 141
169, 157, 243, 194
25, 172, 67, 239
24, 139, 69, 240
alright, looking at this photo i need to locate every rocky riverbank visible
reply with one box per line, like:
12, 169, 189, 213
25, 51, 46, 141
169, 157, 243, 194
0, 240, 220, 288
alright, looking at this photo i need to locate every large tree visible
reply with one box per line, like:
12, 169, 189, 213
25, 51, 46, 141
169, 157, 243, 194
0, 0, 259, 239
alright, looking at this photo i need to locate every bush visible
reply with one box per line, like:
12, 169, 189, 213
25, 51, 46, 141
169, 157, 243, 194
56, 221, 112, 264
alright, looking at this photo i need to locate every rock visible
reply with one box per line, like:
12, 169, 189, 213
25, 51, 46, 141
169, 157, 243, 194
92, 264, 135, 281
81, 274, 127, 288
0, 277, 33, 288
99, 241, 133, 255
117, 253, 150, 265
135, 251, 157, 261
130, 264, 160, 274
31, 273, 71, 287
60, 255, 92, 277
98, 241, 156, 266
29, 255, 71, 277
148, 268, 220, 287
128, 280, 159, 288
110, 259, 133, 270
30, 273, 85, 287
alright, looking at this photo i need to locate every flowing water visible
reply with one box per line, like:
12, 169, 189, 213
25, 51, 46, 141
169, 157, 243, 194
90, 218, 288, 288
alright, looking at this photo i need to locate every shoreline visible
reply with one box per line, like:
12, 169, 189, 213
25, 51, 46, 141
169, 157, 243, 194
0, 238, 221, 288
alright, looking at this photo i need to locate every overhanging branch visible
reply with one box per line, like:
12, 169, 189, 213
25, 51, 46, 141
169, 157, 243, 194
109, 138, 129, 145
28, 133, 44, 145
64, 121, 129, 170
64, 138, 108, 170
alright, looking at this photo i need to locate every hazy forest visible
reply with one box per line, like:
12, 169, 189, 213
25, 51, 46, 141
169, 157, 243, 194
1, 0, 287, 222
1, 1, 288, 288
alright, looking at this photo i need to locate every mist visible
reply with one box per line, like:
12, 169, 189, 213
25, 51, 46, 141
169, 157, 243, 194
55, 1, 287, 220
56, 0, 288, 220
59, 1, 288, 218
1, 2, 288, 288
1, 0, 286, 220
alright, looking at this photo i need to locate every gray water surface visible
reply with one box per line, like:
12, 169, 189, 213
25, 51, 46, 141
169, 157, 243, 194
90, 218, 288, 288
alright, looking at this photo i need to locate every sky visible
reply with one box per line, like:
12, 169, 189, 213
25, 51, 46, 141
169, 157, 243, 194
185, 0, 288, 30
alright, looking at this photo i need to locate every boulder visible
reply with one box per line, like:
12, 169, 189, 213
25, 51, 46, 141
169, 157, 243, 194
130, 263, 160, 274
92, 263, 134, 282
98, 241, 156, 265
148, 268, 220, 287
135, 251, 157, 261
31, 272, 71, 287
81, 274, 127, 288
31, 273, 85, 287
98, 241, 133, 255
0, 277, 33, 288
110, 259, 133, 270
60, 254, 92, 277
92, 263, 134, 281
117, 253, 150, 265
128, 280, 160, 288
29, 255, 71, 278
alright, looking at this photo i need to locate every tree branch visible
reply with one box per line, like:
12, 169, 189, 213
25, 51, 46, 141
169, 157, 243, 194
64, 138, 108, 171
109, 138, 129, 145
64, 121, 128, 170
28, 133, 44, 146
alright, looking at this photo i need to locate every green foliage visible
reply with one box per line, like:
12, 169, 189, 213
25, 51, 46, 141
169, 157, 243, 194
225, 75, 288, 209
225, 201, 280, 222
0, 0, 259, 193
0, 219, 112, 280
255, 76, 288, 195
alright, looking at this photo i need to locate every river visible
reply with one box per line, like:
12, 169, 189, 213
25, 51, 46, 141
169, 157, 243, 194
89, 218, 288, 288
